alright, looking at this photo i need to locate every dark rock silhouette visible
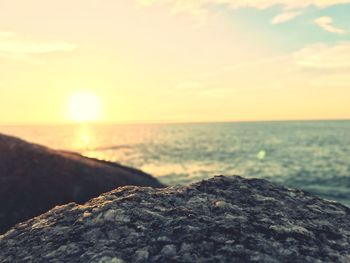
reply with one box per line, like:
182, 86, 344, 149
0, 133, 164, 234
1, 176, 349, 262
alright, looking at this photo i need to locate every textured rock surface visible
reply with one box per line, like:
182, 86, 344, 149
1, 176, 350, 262
0, 133, 164, 234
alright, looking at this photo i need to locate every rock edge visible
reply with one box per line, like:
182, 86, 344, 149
1, 175, 350, 262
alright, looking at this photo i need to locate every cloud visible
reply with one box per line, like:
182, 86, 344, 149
292, 42, 350, 69
310, 74, 350, 88
138, 0, 350, 24
0, 30, 77, 63
178, 42, 350, 95
314, 16, 346, 34
196, 56, 289, 79
271, 11, 302, 24
139, 0, 350, 10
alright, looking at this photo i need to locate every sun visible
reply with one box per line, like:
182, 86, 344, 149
66, 91, 103, 122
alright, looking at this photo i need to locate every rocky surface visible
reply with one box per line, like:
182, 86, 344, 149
1, 176, 350, 262
0, 133, 164, 234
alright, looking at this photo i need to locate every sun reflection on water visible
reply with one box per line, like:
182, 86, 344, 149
72, 125, 96, 151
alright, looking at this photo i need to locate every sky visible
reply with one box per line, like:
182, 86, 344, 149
0, 0, 350, 124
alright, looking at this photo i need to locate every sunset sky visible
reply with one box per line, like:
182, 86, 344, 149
0, 0, 350, 124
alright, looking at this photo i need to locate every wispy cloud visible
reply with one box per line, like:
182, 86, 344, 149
175, 41, 350, 97
195, 56, 289, 79
0, 30, 77, 63
314, 16, 346, 34
271, 11, 302, 24
293, 42, 350, 69
138, 0, 350, 10
138, 0, 350, 22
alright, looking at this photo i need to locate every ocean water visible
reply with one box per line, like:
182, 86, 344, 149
1, 120, 350, 206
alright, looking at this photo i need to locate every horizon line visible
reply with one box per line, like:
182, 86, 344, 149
1, 118, 350, 126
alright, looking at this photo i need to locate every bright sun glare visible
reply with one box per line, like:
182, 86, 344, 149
67, 91, 103, 122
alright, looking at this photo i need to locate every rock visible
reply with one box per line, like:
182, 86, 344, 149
0, 133, 164, 234
160, 244, 177, 257
1, 176, 350, 262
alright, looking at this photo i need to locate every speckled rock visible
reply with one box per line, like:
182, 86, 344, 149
1, 176, 350, 262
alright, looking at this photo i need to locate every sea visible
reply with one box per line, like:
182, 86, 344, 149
1, 120, 350, 206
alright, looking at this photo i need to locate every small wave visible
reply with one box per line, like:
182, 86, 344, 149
89, 145, 133, 151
